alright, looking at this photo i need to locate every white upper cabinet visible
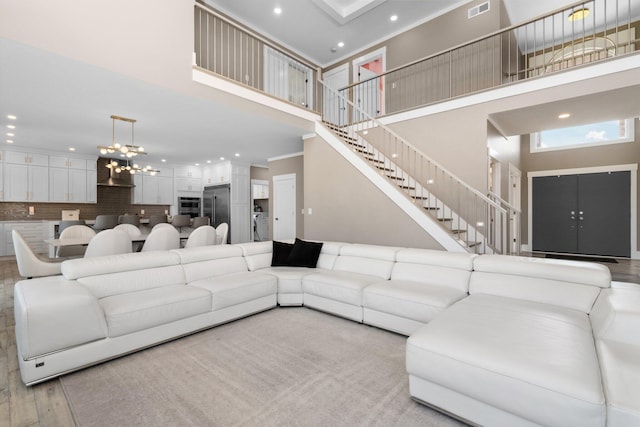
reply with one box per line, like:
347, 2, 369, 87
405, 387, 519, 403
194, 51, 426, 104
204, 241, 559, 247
4, 151, 49, 202
48, 155, 93, 203
175, 165, 202, 193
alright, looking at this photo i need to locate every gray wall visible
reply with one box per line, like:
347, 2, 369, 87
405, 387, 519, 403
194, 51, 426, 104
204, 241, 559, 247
303, 135, 444, 249
324, 0, 503, 78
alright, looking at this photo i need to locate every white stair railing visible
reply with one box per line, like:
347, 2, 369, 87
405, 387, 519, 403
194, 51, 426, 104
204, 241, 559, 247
320, 82, 512, 254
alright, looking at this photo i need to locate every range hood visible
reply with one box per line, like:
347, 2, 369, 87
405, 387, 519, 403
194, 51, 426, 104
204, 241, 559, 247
96, 158, 136, 187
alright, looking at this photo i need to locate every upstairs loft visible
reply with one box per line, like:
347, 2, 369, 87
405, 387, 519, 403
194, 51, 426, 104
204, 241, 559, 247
193, 0, 640, 125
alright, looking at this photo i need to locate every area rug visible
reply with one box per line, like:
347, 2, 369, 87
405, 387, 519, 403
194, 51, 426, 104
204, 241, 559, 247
60, 307, 464, 426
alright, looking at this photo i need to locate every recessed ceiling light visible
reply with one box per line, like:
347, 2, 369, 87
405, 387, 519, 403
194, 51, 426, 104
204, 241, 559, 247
390, 15, 398, 22
69, 147, 76, 151
206, 160, 212, 164
7, 125, 15, 129
235, 153, 240, 157
558, 113, 571, 119
6, 140, 14, 144
161, 159, 166, 163
7, 115, 16, 120
338, 42, 344, 48
220, 157, 225, 161
274, 7, 282, 15
6, 133, 14, 137
195, 163, 200, 166
568, 8, 589, 21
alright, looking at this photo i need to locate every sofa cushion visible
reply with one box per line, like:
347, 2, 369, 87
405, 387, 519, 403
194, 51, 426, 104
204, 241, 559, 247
189, 272, 277, 310
392, 249, 475, 294
14, 276, 108, 359
333, 244, 398, 279
286, 238, 323, 268
271, 241, 294, 266
363, 280, 467, 323
259, 267, 325, 294
406, 294, 605, 427
61, 251, 181, 279
237, 241, 273, 271
76, 265, 186, 299
303, 271, 382, 306
99, 285, 212, 337
470, 255, 610, 313
173, 245, 249, 283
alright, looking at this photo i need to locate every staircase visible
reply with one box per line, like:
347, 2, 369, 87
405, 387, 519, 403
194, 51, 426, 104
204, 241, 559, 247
319, 85, 516, 255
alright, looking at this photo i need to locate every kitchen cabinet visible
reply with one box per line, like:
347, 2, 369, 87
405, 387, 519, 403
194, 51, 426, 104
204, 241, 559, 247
49, 155, 95, 203
175, 165, 202, 193
4, 150, 49, 202
86, 169, 97, 203
133, 170, 174, 205
252, 183, 269, 199
3, 221, 48, 256
202, 162, 230, 186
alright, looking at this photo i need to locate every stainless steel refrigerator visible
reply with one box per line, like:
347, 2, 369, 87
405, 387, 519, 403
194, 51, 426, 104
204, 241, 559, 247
202, 185, 230, 243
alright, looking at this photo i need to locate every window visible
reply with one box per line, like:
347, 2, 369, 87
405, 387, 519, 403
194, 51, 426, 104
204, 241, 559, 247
531, 118, 634, 153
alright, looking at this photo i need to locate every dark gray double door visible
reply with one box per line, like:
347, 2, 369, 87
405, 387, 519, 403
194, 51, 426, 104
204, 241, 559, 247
532, 171, 630, 257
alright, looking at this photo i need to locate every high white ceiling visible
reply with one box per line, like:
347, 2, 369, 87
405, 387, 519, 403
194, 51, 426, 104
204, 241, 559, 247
0, 38, 307, 168
207, 0, 583, 66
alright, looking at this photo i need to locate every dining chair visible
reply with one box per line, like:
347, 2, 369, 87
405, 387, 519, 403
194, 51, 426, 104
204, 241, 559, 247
12, 230, 64, 278
58, 220, 86, 235
151, 223, 175, 232
84, 229, 132, 258
92, 215, 119, 232
215, 222, 229, 245
141, 227, 180, 252
118, 214, 140, 227
191, 216, 210, 229
148, 215, 169, 229
171, 215, 192, 232
57, 225, 96, 258
184, 226, 216, 248
114, 224, 143, 252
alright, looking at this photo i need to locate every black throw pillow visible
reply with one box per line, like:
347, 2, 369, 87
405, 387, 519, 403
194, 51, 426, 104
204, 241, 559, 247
271, 241, 294, 266
287, 238, 323, 268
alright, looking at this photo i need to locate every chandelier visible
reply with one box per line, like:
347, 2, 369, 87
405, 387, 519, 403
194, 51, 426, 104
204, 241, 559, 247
97, 115, 146, 158
98, 115, 160, 175
106, 159, 159, 175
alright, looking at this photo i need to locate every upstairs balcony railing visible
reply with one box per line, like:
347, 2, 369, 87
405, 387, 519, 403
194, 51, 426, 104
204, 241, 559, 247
194, 2, 321, 113
339, 0, 639, 121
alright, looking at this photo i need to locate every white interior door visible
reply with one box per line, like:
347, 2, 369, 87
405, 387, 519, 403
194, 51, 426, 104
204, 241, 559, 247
323, 64, 349, 126
355, 66, 379, 120
272, 174, 296, 241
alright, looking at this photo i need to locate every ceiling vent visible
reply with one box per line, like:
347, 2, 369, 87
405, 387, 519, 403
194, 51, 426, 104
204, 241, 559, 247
468, 1, 490, 19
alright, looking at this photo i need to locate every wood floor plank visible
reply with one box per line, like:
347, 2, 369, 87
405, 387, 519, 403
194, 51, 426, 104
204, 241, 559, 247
8, 370, 38, 427
33, 380, 75, 427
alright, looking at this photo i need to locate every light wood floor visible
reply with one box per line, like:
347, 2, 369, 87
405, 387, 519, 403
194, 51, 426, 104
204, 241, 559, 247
1, 256, 639, 426
0, 260, 75, 427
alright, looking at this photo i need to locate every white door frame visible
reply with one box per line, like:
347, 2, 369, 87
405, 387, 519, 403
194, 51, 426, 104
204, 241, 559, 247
526, 163, 638, 259
322, 63, 349, 126
352, 46, 386, 117
508, 164, 522, 253
272, 173, 296, 241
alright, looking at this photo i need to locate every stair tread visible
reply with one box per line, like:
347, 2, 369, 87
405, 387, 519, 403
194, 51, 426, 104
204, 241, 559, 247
386, 175, 405, 181
450, 229, 467, 234
437, 217, 453, 222
423, 206, 439, 210
465, 241, 481, 247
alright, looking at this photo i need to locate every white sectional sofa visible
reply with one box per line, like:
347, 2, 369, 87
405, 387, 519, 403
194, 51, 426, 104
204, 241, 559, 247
13, 240, 640, 427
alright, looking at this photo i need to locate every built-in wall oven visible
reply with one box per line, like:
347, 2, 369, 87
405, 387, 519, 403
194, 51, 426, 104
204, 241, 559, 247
178, 196, 201, 218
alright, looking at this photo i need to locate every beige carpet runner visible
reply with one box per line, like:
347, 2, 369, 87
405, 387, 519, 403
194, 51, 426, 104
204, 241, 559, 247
61, 307, 464, 426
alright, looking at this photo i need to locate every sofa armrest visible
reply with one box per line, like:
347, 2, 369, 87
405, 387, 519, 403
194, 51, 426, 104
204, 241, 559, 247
14, 277, 108, 359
